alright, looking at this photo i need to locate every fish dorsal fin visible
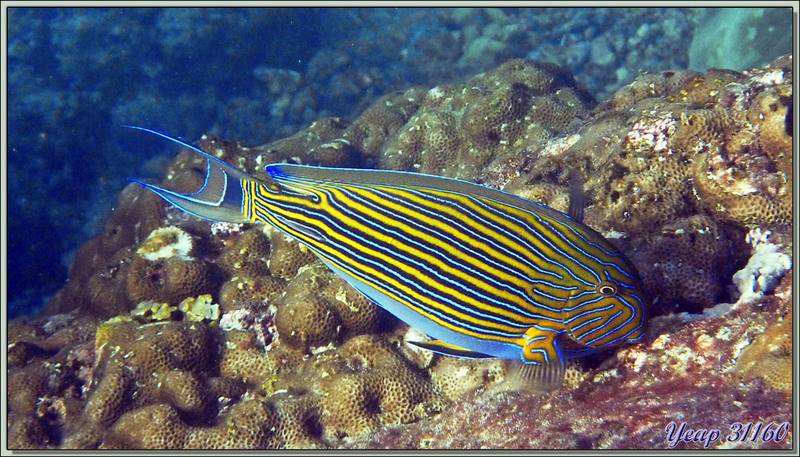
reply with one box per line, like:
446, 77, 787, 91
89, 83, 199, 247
567, 169, 585, 223
407, 339, 495, 359
265, 163, 582, 228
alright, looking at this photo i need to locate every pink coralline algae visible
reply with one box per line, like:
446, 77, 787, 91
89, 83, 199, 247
626, 113, 677, 153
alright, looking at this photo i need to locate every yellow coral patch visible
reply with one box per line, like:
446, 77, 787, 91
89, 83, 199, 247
734, 311, 792, 394
178, 295, 220, 322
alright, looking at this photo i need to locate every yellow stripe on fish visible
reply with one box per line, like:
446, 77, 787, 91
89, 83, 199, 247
128, 127, 649, 388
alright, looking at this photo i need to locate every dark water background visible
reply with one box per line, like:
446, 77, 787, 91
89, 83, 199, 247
6, 7, 792, 318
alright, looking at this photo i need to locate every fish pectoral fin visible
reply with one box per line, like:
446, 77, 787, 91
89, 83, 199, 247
277, 217, 326, 242
407, 339, 494, 359
506, 358, 566, 393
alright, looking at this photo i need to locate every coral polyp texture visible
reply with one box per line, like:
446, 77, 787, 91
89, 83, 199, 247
9, 57, 792, 449
379, 59, 595, 180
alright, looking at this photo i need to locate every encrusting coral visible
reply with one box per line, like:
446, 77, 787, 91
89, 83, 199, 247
379, 59, 595, 180
9, 56, 792, 449
634, 215, 749, 313
734, 309, 792, 395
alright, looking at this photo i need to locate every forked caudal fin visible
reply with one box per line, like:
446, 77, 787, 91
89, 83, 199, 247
125, 126, 253, 224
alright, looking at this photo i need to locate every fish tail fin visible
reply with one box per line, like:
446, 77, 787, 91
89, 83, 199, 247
125, 126, 251, 223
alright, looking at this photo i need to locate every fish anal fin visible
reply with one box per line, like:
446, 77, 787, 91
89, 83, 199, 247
408, 339, 494, 359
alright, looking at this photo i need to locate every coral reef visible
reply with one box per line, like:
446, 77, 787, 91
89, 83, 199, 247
379, 59, 595, 180
273, 263, 388, 352
9, 7, 708, 318
346, 266, 793, 449
732, 229, 793, 304
43, 183, 168, 318
634, 215, 746, 313
9, 56, 793, 450
508, 57, 793, 312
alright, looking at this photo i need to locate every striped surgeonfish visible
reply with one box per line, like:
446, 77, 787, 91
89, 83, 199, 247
128, 127, 648, 390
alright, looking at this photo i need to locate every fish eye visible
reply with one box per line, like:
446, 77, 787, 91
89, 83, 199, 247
596, 281, 618, 296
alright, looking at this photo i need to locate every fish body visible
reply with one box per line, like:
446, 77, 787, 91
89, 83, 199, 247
129, 127, 648, 383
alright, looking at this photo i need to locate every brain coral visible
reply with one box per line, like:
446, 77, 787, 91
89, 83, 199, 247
279, 334, 447, 442
215, 227, 272, 277
633, 215, 749, 313
11, 56, 793, 450
379, 59, 595, 181
274, 263, 387, 352
44, 184, 167, 318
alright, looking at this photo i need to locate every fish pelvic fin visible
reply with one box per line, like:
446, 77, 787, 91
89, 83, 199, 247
126, 126, 254, 223
521, 330, 562, 366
